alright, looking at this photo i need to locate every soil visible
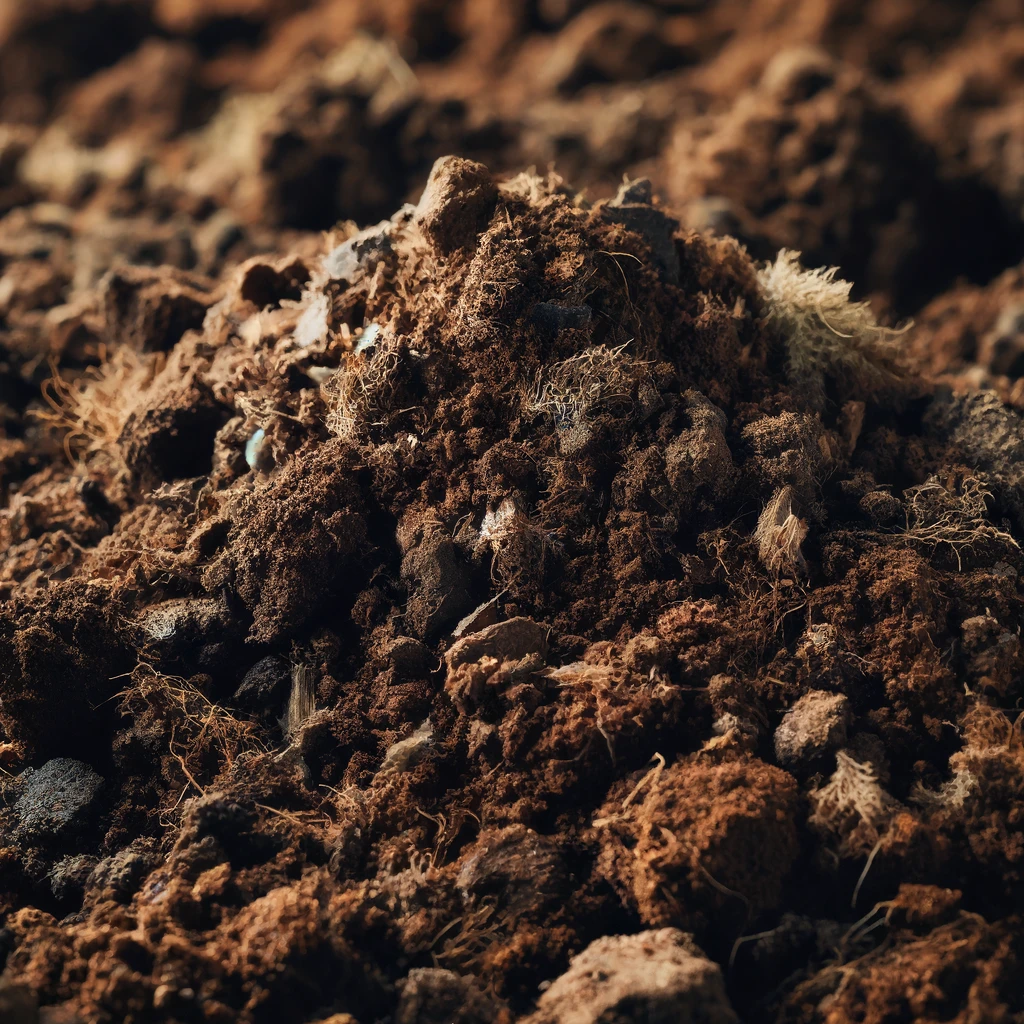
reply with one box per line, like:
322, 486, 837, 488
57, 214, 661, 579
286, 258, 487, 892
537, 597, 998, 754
3, 3, 1024, 1023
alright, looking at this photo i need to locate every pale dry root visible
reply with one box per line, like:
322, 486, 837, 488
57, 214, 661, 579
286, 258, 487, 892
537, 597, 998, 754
902, 474, 1020, 568
758, 249, 910, 410
809, 750, 902, 858
321, 334, 404, 438
39, 348, 163, 468
755, 485, 808, 573
529, 344, 653, 455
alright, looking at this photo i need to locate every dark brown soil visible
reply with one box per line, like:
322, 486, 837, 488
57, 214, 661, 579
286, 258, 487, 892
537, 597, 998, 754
3, 3, 1024, 1024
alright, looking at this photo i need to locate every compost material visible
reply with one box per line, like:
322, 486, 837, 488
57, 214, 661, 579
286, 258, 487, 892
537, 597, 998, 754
3, 3, 1024, 1024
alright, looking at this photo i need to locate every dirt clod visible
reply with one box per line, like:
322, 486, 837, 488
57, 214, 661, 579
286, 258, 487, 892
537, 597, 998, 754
524, 929, 739, 1024
774, 690, 851, 770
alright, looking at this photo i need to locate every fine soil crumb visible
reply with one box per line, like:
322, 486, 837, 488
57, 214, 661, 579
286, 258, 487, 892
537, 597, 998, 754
2, 5, 1024, 1024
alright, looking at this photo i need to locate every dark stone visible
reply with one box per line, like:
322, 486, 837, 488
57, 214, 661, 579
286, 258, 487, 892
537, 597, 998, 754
14, 759, 104, 845
530, 302, 593, 335
88, 841, 161, 903
602, 178, 680, 283
233, 656, 290, 710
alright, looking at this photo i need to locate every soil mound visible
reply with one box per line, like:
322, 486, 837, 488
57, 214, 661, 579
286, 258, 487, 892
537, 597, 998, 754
3, 4, 1024, 1024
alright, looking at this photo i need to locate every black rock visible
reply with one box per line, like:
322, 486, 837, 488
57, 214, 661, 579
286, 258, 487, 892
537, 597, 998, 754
233, 656, 290, 710
530, 302, 593, 336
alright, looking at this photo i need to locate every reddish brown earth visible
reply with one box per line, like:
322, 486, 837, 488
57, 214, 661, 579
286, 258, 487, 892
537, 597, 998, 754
3, 3, 1024, 1023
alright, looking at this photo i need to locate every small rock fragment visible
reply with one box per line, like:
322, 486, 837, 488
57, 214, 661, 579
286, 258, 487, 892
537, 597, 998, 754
601, 178, 680, 283
354, 322, 381, 355
88, 840, 161, 903
14, 758, 104, 845
139, 597, 227, 647
396, 968, 509, 1024
445, 617, 549, 671
452, 598, 499, 640
414, 156, 497, 255
774, 690, 851, 769
49, 854, 99, 905
233, 656, 290, 710
323, 217, 400, 282
525, 929, 739, 1024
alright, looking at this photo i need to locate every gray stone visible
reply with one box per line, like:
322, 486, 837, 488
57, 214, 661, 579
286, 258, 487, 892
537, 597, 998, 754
525, 928, 739, 1024
88, 840, 161, 903
14, 759, 104, 844
602, 178, 680, 284
774, 690, 851, 769
233, 655, 290, 710
49, 854, 99, 904
324, 217, 401, 282
396, 968, 508, 1024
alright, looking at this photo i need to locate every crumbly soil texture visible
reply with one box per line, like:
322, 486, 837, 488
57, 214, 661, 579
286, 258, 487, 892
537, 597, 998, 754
5, 3, 1024, 1024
